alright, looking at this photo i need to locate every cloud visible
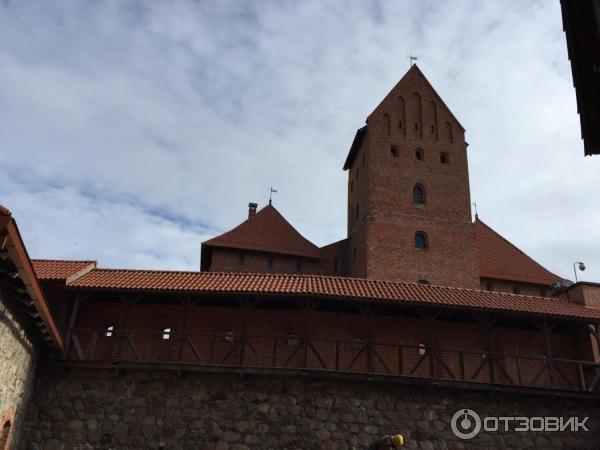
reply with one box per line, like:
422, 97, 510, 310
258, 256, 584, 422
0, 0, 599, 281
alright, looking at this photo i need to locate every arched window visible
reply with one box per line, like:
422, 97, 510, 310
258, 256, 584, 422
415, 232, 428, 249
412, 185, 425, 204
383, 113, 391, 135
415, 148, 424, 161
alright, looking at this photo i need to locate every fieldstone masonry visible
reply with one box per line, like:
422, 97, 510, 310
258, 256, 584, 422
19, 367, 600, 450
0, 288, 38, 449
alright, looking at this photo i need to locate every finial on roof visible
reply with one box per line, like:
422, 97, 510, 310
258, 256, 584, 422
472, 202, 478, 220
268, 187, 277, 206
409, 55, 418, 67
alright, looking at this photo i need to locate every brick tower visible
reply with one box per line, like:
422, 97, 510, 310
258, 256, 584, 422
343, 65, 479, 288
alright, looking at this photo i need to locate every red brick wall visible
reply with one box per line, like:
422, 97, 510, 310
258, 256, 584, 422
318, 238, 349, 276
208, 247, 319, 275
72, 300, 588, 389
480, 277, 551, 297
345, 67, 479, 288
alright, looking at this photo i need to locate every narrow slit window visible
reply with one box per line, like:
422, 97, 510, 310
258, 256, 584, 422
390, 146, 398, 158
105, 325, 114, 337
162, 327, 172, 340
440, 152, 449, 164
415, 149, 424, 161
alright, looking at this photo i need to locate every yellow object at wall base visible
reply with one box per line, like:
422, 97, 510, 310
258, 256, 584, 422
391, 434, 404, 447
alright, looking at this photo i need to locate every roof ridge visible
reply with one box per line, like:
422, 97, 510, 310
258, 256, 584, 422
32, 258, 97, 263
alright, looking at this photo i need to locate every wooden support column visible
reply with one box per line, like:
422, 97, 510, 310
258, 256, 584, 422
367, 305, 373, 373
237, 297, 257, 366
420, 308, 438, 380
64, 293, 87, 359
532, 318, 556, 387
594, 323, 600, 362
473, 313, 496, 384
177, 297, 193, 364
115, 294, 140, 360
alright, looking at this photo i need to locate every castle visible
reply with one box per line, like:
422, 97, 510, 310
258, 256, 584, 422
1, 65, 600, 449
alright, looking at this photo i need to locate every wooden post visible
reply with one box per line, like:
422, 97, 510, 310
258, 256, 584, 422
473, 313, 495, 384
420, 308, 437, 380
532, 318, 556, 387
366, 305, 373, 373
177, 297, 193, 364
64, 293, 85, 359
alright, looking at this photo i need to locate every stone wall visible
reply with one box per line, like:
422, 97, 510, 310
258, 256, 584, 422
0, 285, 38, 450
19, 367, 600, 450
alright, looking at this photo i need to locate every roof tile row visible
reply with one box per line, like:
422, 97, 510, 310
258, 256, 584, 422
69, 268, 600, 321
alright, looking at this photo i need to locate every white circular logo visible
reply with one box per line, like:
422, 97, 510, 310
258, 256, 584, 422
451, 409, 481, 439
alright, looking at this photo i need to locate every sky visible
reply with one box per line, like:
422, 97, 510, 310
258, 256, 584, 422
1, 0, 598, 282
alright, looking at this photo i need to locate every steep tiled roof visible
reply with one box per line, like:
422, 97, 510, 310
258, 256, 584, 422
475, 219, 562, 286
32, 259, 97, 281
203, 204, 321, 259
68, 269, 600, 321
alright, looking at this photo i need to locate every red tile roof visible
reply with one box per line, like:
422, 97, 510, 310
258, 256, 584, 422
68, 269, 600, 321
32, 259, 97, 281
203, 204, 321, 259
475, 219, 562, 286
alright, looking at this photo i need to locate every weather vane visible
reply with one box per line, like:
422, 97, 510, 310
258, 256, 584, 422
268, 187, 278, 205
409, 55, 418, 67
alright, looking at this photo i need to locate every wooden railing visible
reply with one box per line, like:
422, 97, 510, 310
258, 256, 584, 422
65, 329, 600, 395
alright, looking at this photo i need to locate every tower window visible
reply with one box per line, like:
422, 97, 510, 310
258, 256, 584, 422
415, 232, 428, 250
105, 325, 114, 337
352, 247, 357, 263
412, 184, 425, 204
440, 152, 449, 164
415, 149, 424, 161
162, 327, 172, 340
399, 121, 402, 129
390, 146, 398, 158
